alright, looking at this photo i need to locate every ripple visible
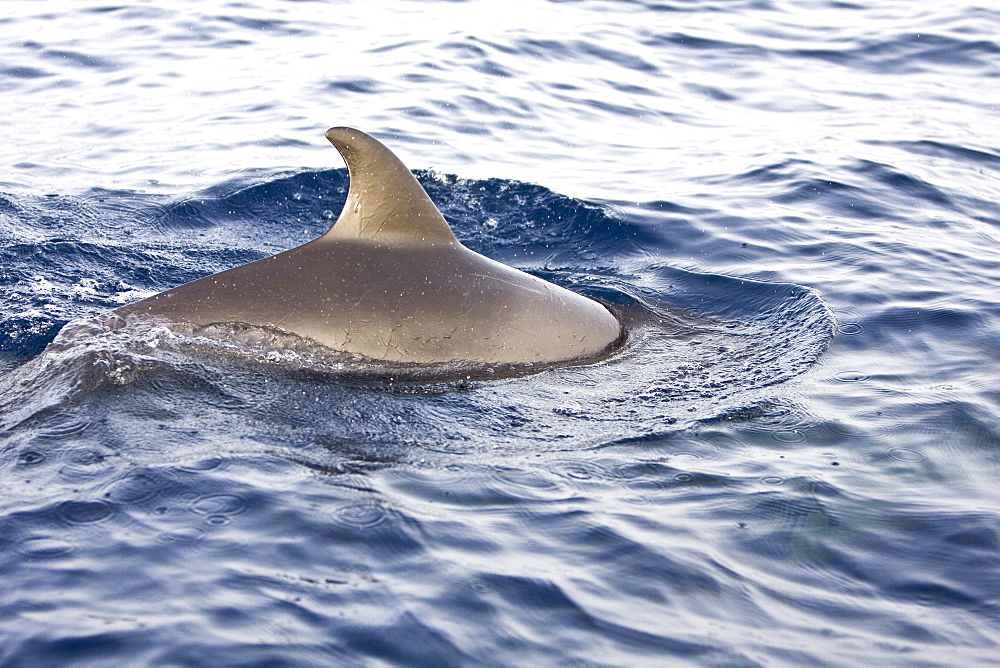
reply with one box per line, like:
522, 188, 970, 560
203, 393, 249, 410
421, 439, 474, 455
48, 445, 113, 481
332, 503, 388, 529
146, 373, 247, 410
16, 450, 47, 466
0, 66, 52, 79
771, 430, 806, 443
669, 436, 726, 462
834, 371, 870, 382
751, 409, 816, 445
103, 471, 166, 504
155, 527, 206, 545
191, 494, 247, 516
388, 465, 477, 501
58, 500, 114, 525
624, 477, 671, 494
468, 580, 495, 594
487, 466, 560, 491
549, 460, 614, 482
37, 412, 93, 438
178, 457, 226, 472
17, 536, 77, 559
887, 448, 928, 463
202, 514, 233, 527
555, 370, 599, 387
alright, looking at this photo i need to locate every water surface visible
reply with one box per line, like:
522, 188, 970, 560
1, 0, 999, 665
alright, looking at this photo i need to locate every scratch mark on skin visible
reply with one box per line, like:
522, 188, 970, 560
412, 326, 459, 351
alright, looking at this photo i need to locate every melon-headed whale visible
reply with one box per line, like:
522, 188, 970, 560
115, 127, 622, 365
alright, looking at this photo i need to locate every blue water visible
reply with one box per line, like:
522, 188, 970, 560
2, 0, 999, 665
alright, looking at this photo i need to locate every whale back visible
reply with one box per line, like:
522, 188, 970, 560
115, 128, 622, 366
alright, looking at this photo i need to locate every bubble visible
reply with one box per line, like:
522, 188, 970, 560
761, 476, 786, 486
834, 371, 870, 382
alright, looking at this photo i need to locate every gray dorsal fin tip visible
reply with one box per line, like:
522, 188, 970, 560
322, 127, 458, 244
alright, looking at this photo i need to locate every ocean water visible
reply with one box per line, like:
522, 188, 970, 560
1, 0, 999, 665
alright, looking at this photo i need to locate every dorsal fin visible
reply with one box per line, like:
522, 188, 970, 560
322, 127, 458, 244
